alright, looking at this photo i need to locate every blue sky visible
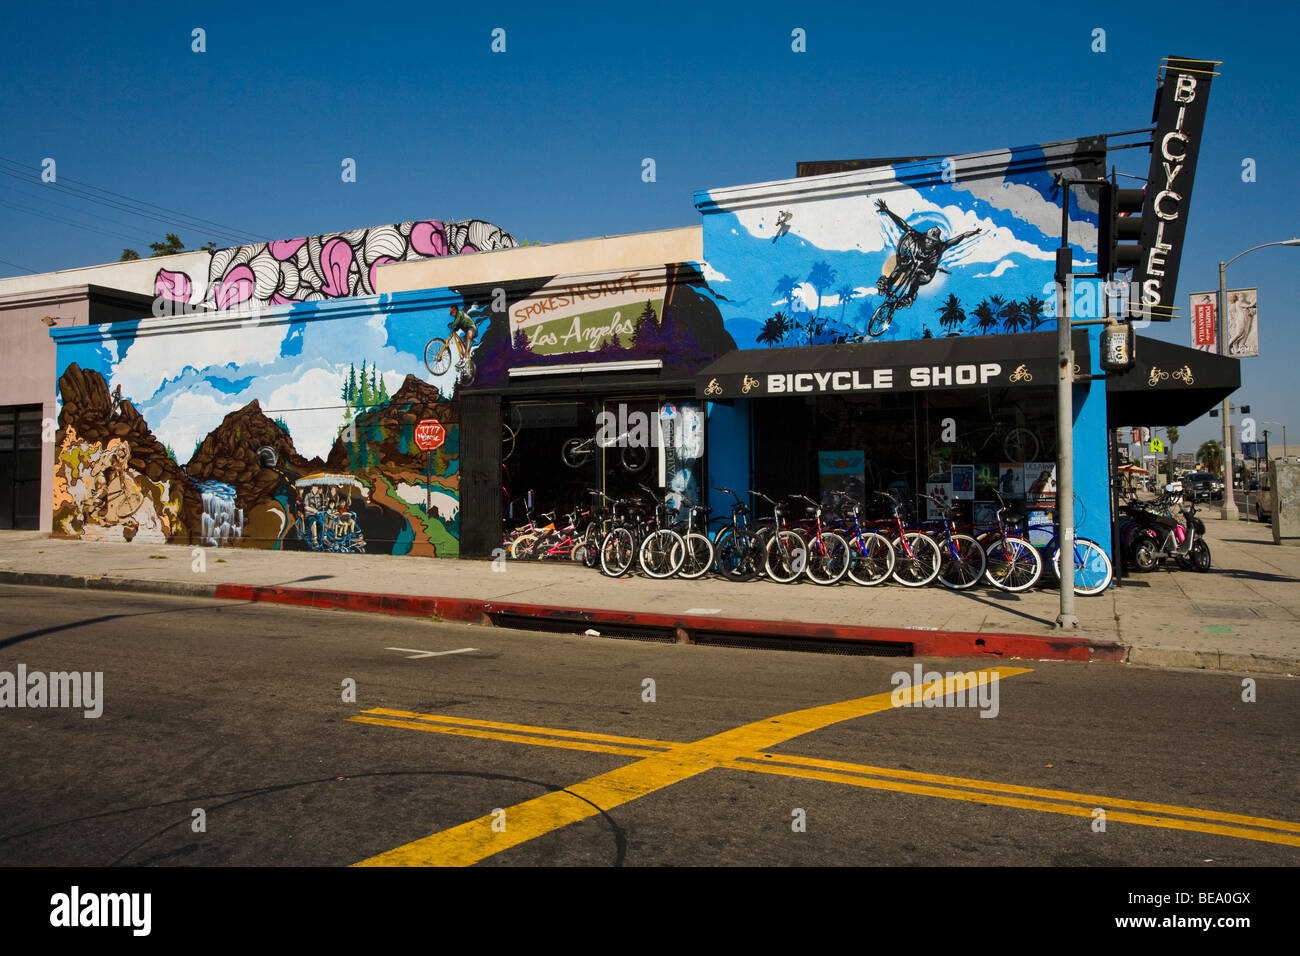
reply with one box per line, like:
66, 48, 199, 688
2, 0, 1297, 454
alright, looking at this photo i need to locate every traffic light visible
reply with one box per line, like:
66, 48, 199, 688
1099, 181, 1145, 279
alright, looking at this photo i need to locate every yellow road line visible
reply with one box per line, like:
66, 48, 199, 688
732, 763, 1300, 848
350, 714, 667, 760
360, 707, 683, 750
351, 712, 1300, 839
353, 668, 1027, 866
727, 752, 1300, 835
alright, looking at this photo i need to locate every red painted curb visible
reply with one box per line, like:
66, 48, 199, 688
213, 583, 1125, 663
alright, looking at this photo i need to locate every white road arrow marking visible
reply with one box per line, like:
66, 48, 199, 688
386, 647, 478, 659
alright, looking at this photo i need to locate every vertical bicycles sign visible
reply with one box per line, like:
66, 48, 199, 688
415, 419, 446, 513
1132, 56, 1219, 319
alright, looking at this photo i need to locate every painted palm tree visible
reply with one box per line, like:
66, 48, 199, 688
772, 274, 801, 313
806, 261, 837, 316
986, 295, 1008, 334
936, 293, 966, 334
757, 311, 791, 346
972, 300, 999, 335
1000, 299, 1027, 333
1022, 294, 1048, 330
835, 284, 856, 325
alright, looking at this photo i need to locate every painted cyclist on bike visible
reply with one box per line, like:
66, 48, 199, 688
448, 304, 480, 352
874, 199, 981, 308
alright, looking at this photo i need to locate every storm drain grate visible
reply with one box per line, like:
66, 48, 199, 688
691, 631, 912, 657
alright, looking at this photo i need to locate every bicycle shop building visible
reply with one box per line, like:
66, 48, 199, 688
43, 140, 1237, 561
396, 138, 1127, 558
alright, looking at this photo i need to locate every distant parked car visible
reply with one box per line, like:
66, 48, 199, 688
1183, 472, 1218, 502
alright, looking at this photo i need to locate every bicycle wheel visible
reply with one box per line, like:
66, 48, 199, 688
639, 529, 684, 579
714, 528, 758, 582
462, 355, 476, 386
676, 532, 715, 580
580, 522, 603, 569
1052, 538, 1113, 595
936, 533, 986, 590
804, 532, 851, 585
508, 532, 538, 560
622, 442, 650, 473
984, 537, 1042, 592
846, 531, 895, 586
501, 424, 517, 462
891, 532, 941, 587
424, 338, 452, 377
561, 438, 588, 469
868, 300, 896, 337
599, 528, 635, 577
764, 530, 807, 584
1002, 427, 1039, 462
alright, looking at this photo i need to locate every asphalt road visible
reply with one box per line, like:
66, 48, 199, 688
0, 584, 1296, 868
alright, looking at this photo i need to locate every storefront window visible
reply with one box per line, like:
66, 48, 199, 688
502, 394, 703, 529
753, 387, 1056, 524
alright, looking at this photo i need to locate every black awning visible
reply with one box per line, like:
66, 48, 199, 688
1105, 335, 1240, 426
696, 331, 1090, 399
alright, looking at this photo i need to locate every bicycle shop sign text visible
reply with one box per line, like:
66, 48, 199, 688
700, 361, 1053, 399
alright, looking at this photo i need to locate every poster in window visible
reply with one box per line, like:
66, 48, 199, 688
1026, 462, 1057, 510
819, 450, 866, 504
951, 464, 975, 500
926, 476, 954, 520
659, 401, 704, 509
998, 463, 1025, 499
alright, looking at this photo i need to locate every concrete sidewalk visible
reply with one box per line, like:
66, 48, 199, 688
1, 509, 1296, 673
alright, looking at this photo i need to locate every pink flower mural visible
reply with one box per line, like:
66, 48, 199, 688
153, 219, 517, 313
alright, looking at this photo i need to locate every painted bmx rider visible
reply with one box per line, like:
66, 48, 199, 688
875, 199, 981, 308
448, 305, 479, 353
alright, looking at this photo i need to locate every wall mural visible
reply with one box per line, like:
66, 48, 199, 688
52, 291, 469, 556
697, 142, 1103, 349
153, 219, 518, 313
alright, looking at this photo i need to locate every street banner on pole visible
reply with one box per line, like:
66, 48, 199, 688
1191, 287, 1257, 355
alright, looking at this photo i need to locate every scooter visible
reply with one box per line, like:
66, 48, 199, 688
1123, 497, 1210, 572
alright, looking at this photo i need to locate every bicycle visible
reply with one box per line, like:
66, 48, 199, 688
920, 493, 986, 590
869, 490, 942, 587
561, 431, 650, 473
424, 310, 487, 385
671, 503, 715, 580
710, 486, 763, 582
636, 485, 686, 579
865, 263, 950, 338
790, 494, 851, 585
599, 495, 648, 578
978, 491, 1043, 592
1029, 519, 1113, 596
754, 490, 807, 584
827, 491, 895, 586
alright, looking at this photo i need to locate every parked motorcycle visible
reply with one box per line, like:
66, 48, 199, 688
1121, 496, 1210, 572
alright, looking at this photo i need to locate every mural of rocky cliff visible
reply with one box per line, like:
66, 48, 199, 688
51, 360, 464, 556
185, 399, 324, 549
53, 364, 199, 543
325, 374, 460, 557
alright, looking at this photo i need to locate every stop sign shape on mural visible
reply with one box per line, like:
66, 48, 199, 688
414, 419, 446, 451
